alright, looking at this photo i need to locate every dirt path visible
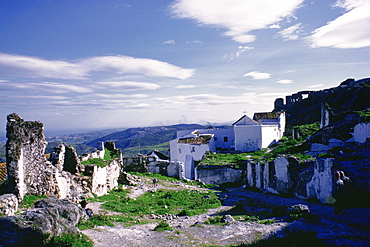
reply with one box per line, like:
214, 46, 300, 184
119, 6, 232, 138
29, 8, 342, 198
82, 178, 370, 247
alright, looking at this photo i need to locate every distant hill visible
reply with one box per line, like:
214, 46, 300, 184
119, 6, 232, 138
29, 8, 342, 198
85, 124, 207, 156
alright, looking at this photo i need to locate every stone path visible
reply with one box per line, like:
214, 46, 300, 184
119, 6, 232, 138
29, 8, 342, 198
82, 178, 370, 247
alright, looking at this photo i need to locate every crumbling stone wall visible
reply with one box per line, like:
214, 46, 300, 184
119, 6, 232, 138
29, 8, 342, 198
246, 156, 334, 203
122, 154, 183, 179
0, 194, 18, 216
4, 113, 123, 203
6, 113, 51, 200
195, 165, 245, 185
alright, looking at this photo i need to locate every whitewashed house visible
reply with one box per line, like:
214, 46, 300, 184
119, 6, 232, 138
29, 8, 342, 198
170, 131, 215, 179
234, 112, 285, 152
170, 112, 286, 179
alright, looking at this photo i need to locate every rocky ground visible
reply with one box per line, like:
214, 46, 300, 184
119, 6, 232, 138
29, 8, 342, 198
82, 176, 370, 247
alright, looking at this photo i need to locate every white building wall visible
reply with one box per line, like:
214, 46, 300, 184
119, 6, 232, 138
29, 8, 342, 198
278, 112, 286, 139
234, 125, 262, 152
261, 125, 280, 148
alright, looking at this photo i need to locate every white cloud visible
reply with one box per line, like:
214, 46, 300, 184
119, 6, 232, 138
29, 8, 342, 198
0, 53, 88, 80
162, 39, 176, 45
176, 84, 197, 89
244, 71, 271, 80
269, 23, 281, 29
93, 93, 149, 99
307, 84, 324, 88
170, 0, 304, 43
185, 40, 203, 44
309, 0, 370, 48
276, 79, 293, 84
223, 46, 254, 60
94, 81, 161, 91
0, 53, 194, 80
0, 81, 93, 93
278, 23, 302, 40
80, 55, 194, 79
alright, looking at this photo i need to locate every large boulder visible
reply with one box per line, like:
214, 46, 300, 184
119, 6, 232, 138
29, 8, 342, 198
0, 197, 86, 246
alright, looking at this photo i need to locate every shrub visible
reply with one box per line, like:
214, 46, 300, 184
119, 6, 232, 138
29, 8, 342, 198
154, 221, 172, 231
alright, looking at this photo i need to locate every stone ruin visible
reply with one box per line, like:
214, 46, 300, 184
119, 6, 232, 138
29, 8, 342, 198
1, 113, 123, 211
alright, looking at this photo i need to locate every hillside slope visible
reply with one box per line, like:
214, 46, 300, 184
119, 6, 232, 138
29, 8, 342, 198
85, 124, 206, 154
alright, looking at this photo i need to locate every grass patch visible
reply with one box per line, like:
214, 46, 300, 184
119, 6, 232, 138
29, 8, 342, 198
81, 148, 120, 167
101, 189, 221, 216
232, 215, 275, 225
77, 214, 150, 230
19, 195, 48, 209
44, 232, 93, 247
77, 214, 114, 230
154, 221, 173, 231
199, 122, 320, 166
81, 158, 108, 167
204, 216, 226, 225
104, 148, 120, 161
88, 187, 128, 203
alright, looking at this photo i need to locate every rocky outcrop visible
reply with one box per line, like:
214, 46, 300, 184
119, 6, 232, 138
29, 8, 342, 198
0, 197, 86, 246
277, 78, 370, 127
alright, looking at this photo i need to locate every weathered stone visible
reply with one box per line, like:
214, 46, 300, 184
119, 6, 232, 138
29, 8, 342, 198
195, 165, 245, 185
221, 214, 235, 224
0, 193, 18, 216
0, 197, 86, 246
6, 113, 48, 200
118, 171, 140, 186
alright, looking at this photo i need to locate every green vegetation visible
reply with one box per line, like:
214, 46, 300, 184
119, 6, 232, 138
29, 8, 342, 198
81, 147, 120, 167
19, 195, 48, 209
81, 158, 107, 167
358, 109, 370, 122
204, 216, 225, 225
79, 175, 221, 230
44, 232, 93, 247
203, 215, 275, 226
88, 187, 128, 203
104, 148, 119, 161
154, 221, 173, 231
102, 189, 221, 216
200, 122, 320, 166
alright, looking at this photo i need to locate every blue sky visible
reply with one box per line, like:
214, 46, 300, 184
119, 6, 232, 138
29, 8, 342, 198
0, 0, 369, 136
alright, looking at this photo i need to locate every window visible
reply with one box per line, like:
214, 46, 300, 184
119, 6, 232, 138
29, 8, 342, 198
191, 146, 195, 152
179, 149, 181, 153
224, 137, 228, 142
